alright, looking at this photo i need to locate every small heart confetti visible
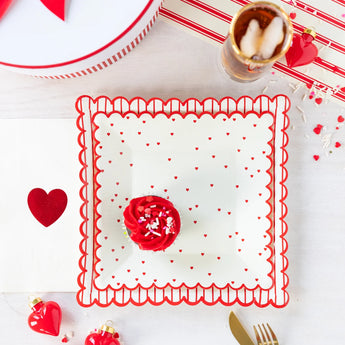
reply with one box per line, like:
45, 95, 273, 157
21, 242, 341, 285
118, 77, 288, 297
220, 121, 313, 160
313, 124, 323, 135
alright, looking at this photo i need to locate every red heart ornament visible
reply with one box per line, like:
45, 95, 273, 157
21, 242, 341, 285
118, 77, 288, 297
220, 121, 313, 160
285, 31, 318, 68
28, 188, 67, 227
28, 299, 62, 336
40, 0, 65, 21
85, 331, 120, 345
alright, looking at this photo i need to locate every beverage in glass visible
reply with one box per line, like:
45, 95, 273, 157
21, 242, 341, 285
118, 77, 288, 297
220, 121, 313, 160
221, 1, 293, 82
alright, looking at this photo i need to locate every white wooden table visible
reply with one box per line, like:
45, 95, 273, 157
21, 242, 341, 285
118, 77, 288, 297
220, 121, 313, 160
1, 20, 345, 345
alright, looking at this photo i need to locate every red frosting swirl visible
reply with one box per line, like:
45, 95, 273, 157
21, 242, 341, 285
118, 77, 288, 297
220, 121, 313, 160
123, 196, 181, 251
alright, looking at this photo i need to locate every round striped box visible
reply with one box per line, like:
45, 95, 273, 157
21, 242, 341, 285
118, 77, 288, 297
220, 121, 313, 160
0, 0, 162, 79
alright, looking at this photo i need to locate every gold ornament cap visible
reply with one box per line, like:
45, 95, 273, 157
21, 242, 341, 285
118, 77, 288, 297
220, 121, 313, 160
29, 297, 42, 309
303, 28, 317, 39
100, 324, 115, 334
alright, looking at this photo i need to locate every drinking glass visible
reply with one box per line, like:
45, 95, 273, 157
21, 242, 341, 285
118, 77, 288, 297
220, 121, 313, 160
221, 1, 293, 82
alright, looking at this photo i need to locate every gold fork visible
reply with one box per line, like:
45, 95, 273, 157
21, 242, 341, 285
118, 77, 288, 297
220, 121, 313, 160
253, 323, 279, 345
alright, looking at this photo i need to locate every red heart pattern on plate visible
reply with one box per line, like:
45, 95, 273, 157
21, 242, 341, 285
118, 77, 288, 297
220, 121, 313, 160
27, 188, 67, 227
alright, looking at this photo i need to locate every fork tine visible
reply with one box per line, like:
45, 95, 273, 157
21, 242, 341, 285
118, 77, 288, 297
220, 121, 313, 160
266, 324, 279, 345
258, 324, 268, 345
253, 325, 262, 345
261, 324, 272, 345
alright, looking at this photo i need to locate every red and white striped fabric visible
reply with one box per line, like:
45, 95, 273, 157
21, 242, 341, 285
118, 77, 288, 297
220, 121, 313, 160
0, 0, 162, 79
160, 0, 345, 105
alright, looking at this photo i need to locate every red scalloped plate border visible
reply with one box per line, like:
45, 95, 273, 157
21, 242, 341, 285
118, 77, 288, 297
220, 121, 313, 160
75, 95, 290, 308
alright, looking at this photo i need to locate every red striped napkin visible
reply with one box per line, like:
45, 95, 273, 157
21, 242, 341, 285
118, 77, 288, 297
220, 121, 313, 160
161, 0, 345, 105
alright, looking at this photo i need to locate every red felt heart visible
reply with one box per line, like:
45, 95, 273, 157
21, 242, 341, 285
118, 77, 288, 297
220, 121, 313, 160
285, 33, 318, 68
0, 0, 13, 19
40, 0, 65, 21
28, 301, 61, 336
85, 332, 120, 345
28, 188, 67, 227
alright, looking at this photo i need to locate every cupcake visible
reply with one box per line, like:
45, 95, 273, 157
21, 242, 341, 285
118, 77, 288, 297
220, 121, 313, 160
123, 195, 181, 251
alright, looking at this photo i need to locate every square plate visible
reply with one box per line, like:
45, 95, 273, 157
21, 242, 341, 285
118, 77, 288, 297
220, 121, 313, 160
76, 95, 289, 307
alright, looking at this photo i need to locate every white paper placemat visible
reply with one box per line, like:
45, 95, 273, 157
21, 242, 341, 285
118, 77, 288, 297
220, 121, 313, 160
0, 119, 81, 292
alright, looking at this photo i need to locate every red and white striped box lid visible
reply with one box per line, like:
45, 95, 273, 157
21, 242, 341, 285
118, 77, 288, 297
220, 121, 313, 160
0, 0, 162, 79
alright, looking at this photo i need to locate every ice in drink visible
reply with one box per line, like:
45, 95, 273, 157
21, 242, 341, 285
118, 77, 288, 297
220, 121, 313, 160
221, 1, 293, 82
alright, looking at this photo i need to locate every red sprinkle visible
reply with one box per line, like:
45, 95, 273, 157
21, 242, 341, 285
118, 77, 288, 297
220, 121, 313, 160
61, 336, 68, 343
338, 115, 344, 123
335, 142, 341, 148
313, 155, 320, 161
290, 12, 296, 19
